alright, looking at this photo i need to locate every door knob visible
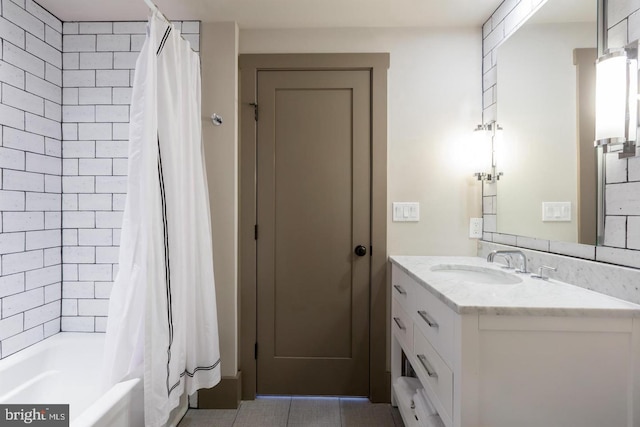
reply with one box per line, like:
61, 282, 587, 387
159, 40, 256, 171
354, 245, 367, 257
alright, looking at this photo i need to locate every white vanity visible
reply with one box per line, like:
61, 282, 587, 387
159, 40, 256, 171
390, 256, 640, 427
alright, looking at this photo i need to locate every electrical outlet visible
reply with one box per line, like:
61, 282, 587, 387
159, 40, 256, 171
469, 218, 483, 238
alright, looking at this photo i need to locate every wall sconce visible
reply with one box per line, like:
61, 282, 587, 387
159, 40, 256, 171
595, 43, 638, 158
473, 122, 504, 183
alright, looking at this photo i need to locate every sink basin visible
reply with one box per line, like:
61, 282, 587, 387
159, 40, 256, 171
430, 264, 522, 285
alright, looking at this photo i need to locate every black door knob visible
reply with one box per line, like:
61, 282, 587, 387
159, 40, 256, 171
354, 245, 367, 257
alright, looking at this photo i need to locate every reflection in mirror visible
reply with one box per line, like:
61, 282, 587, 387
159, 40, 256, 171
496, 0, 597, 244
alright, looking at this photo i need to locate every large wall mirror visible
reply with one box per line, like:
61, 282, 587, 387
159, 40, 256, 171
496, 0, 597, 245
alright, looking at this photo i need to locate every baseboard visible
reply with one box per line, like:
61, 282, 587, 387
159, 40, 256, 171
197, 372, 242, 409
371, 370, 392, 403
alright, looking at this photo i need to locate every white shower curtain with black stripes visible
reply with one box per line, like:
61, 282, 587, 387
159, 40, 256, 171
102, 11, 221, 427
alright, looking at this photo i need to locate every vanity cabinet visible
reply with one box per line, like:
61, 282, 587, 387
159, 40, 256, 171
390, 260, 640, 427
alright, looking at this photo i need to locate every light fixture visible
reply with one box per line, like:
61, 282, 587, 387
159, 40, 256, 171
473, 122, 504, 183
595, 43, 639, 158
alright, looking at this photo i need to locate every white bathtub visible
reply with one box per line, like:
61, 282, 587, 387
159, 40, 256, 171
0, 332, 187, 427
0, 332, 144, 427
0, 333, 143, 427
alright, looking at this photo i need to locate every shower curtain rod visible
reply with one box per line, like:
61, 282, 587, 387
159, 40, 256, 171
143, 0, 169, 23
142, 0, 197, 53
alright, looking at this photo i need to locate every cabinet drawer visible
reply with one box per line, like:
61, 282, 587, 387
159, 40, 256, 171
392, 297, 413, 354
391, 268, 411, 312
393, 264, 455, 365
411, 284, 455, 366
413, 328, 453, 421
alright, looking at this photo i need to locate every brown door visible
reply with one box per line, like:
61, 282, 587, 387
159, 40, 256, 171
256, 70, 371, 396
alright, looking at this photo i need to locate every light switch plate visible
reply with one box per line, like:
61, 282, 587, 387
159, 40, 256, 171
392, 202, 420, 222
542, 202, 571, 222
469, 217, 483, 238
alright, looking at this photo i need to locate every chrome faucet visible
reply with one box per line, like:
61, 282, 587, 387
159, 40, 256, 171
487, 252, 513, 269
487, 250, 528, 273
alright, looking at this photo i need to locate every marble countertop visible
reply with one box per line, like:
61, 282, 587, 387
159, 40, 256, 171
390, 256, 640, 317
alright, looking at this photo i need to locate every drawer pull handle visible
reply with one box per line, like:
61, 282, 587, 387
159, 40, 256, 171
393, 285, 407, 295
417, 354, 438, 379
393, 317, 406, 331
417, 310, 438, 328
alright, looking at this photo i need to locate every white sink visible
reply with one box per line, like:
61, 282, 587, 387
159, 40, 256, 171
430, 264, 522, 285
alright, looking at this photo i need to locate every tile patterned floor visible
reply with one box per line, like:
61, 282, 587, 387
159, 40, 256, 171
178, 396, 404, 427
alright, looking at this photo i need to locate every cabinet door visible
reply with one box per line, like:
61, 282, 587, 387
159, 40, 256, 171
477, 315, 632, 427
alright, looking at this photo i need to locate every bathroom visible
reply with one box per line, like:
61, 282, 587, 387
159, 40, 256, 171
1, 0, 639, 425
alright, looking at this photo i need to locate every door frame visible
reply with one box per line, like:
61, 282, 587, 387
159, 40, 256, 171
239, 53, 390, 402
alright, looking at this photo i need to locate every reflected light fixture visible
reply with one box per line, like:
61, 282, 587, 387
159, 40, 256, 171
473, 122, 504, 183
595, 44, 639, 158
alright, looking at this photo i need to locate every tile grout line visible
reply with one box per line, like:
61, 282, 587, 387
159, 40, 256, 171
285, 396, 292, 427
230, 400, 241, 427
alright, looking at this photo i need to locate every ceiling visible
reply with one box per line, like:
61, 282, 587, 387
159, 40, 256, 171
530, 0, 596, 24
35, 0, 504, 29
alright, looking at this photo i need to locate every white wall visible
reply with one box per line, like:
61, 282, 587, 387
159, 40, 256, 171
0, 0, 63, 359
201, 21, 239, 378
240, 27, 484, 256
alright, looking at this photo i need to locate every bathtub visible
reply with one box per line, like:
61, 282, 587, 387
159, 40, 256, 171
0, 332, 187, 427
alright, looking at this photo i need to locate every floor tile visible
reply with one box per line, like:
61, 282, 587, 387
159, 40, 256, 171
179, 409, 238, 427
286, 396, 341, 426
232, 396, 292, 427
178, 396, 400, 427
339, 398, 396, 427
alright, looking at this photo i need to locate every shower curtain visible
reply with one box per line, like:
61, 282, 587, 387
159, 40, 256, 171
102, 11, 221, 427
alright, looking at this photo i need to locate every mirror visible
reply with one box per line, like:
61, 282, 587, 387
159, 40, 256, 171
496, 0, 597, 244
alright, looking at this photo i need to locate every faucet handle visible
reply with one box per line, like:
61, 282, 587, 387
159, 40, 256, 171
531, 265, 557, 280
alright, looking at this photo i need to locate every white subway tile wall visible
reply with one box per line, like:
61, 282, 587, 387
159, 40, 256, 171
0, 0, 62, 359
481, 0, 640, 270
60, 19, 200, 333
602, 0, 640, 258
481, 0, 544, 123
1, 2, 201, 357
478, 0, 540, 244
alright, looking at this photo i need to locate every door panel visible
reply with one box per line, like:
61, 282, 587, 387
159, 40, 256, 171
256, 70, 371, 396
274, 88, 353, 359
